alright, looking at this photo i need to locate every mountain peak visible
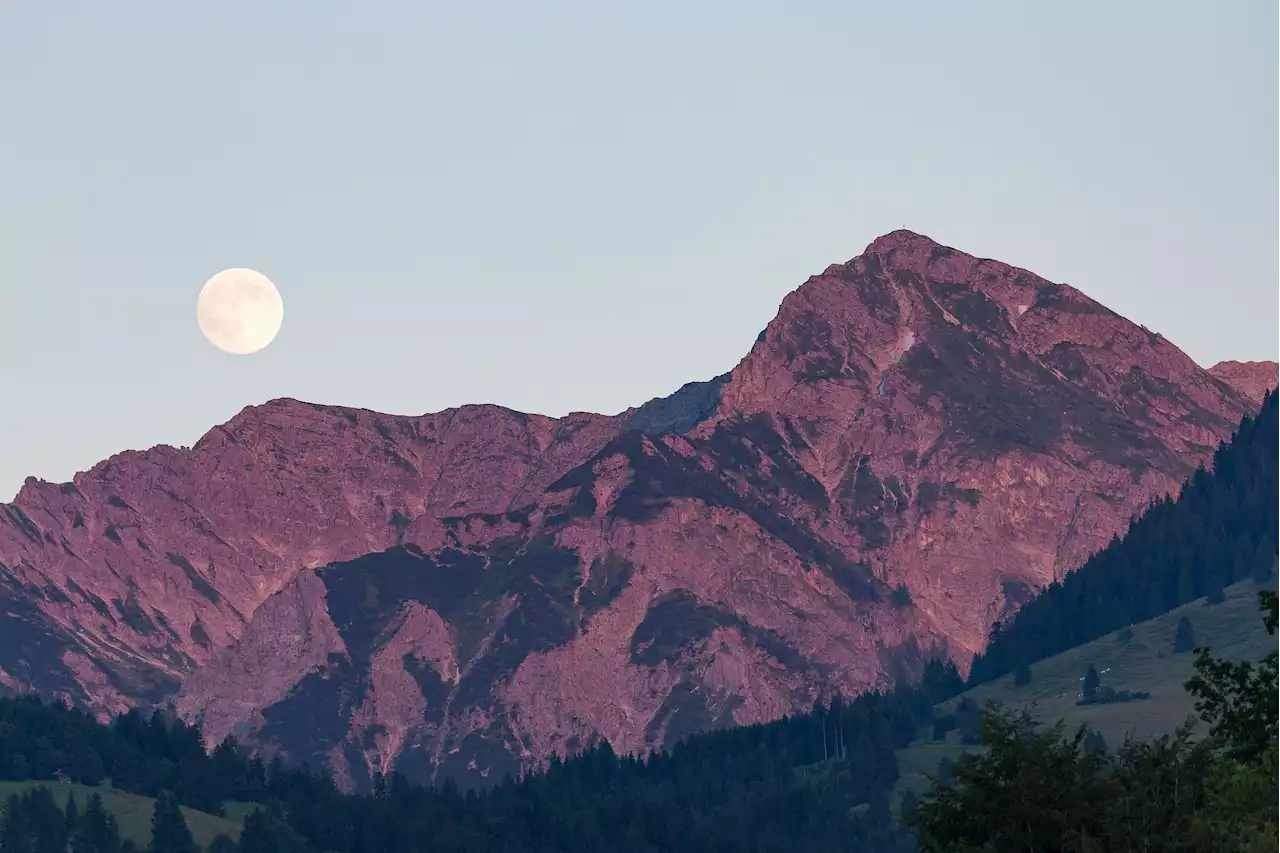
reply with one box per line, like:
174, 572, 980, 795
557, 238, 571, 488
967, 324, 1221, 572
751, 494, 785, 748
862, 229, 945, 255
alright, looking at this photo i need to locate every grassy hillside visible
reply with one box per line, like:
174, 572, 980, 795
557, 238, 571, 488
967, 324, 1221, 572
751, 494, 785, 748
0, 780, 255, 848
897, 575, 1278, 799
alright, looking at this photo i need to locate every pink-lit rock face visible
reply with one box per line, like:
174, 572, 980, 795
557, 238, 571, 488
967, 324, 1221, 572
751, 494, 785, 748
1208, 360, 1278, 403
0, 230, 1263, 792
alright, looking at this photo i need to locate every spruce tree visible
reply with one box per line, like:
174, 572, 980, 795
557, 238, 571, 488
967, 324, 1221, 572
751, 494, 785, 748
1174, 616, 1195, 653
146, 793, 195, 853
1083, 664, 1101, 699
238, 810, 307, 853
1013, 660, 1032, 686
936, 757, 954, 788
26, 787, 70, 853
1, 793, 29, 853
72, 794, 122, 853
205, 835, 236, 853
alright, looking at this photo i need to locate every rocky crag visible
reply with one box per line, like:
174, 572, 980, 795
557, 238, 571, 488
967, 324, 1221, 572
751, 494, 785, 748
1, 231, 1271, 790
1207, 360, 1278, 403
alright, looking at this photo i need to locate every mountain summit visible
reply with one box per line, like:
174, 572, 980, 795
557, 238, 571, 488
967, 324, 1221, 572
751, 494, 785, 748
0, 232, 1268, 790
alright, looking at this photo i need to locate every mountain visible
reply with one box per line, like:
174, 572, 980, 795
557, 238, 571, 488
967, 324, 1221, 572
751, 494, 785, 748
1208, 359, 1278, 403
0, 230, 1265, 791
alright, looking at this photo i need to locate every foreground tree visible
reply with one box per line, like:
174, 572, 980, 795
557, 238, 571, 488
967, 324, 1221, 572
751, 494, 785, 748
1188, 737, 1278, 853
907, 709, 1117, 852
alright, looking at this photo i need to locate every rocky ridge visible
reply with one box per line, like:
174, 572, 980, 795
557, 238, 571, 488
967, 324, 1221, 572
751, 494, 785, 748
1208, 360, 1278, 403
0, 230, 1268, 790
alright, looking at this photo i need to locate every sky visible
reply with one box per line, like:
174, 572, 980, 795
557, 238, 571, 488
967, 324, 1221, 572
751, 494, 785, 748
1, 1, 1276, 501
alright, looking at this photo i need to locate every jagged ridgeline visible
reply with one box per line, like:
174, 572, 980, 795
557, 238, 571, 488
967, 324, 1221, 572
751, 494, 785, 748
969, 390, 1278, 686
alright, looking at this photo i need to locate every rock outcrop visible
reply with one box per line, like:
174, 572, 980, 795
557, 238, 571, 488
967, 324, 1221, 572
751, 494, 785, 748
1208, 359, 1278, 403
0, 230, 1264, 791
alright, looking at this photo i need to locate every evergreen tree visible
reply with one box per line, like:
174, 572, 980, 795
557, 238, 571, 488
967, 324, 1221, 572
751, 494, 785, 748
65, 791, 79, 832
935, 757, 954, 789
1, 793, 31, 853
205, 835, 236, 853
1083, 664, 1100, 699
72, 794, 122, 853
1174, 616, 1195, 653
238, 809, 308, 853
26, 787, 71, 853
955, 698, 983, 745
1013, 660, 1032, 686
146, 793, 195, 853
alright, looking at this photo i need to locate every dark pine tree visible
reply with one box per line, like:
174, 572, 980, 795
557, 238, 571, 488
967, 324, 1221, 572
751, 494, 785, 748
28, 787, 71, 853
72, 794, 122, 853
206, 836, 237, 853
238, 809, 308, 853
1083, 664, 1101, 699
1173, 616, 1195, 653
935, 757, 954, 789
955, 698, 983, 745
1, 794, 26, 853
146, 793, 195, 853
1013, 660, 1033, 686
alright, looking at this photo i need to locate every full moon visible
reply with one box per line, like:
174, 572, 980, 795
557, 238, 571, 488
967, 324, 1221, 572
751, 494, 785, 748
196, 268, 284, 355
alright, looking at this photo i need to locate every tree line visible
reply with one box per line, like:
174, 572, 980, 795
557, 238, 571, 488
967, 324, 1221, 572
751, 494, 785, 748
0, 655, 969, 853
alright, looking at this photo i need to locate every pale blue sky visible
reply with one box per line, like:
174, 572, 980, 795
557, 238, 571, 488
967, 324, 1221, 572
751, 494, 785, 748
1, 1, 1276, 500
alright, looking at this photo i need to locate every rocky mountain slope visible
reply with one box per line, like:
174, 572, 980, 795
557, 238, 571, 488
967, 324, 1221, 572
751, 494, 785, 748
0, 231, 1268, 791
1208, 360, 1278, 403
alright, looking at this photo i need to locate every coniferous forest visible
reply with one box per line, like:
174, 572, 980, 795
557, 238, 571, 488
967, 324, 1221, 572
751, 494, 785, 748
1, 659, 963, 853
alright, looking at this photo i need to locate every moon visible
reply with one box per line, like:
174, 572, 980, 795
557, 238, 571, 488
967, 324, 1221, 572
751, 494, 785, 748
196, 268, 284, 355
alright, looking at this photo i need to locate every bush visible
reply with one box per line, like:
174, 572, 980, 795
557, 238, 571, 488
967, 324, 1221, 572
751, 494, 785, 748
1076, 688, 1151, 707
